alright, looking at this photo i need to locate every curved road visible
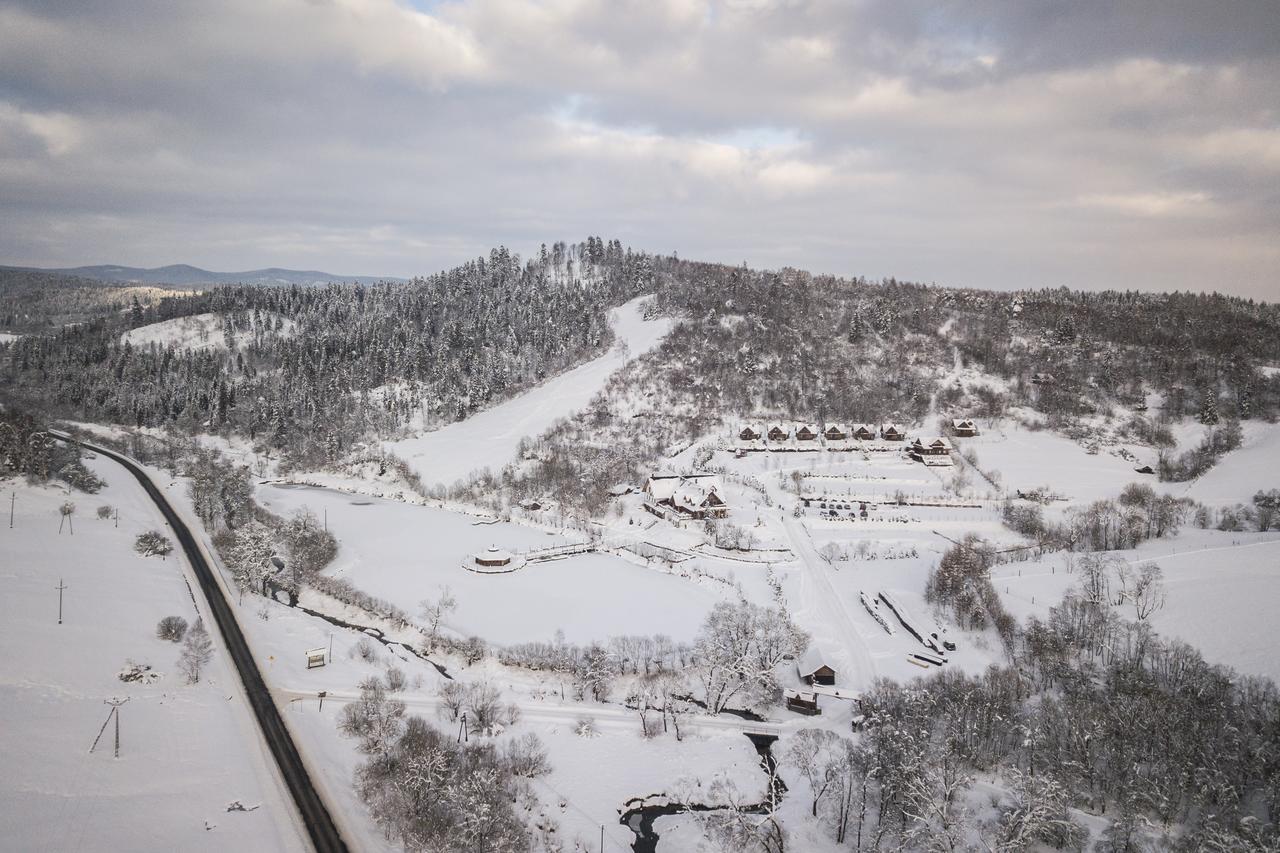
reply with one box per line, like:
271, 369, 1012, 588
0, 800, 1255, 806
56, 434, 348, 853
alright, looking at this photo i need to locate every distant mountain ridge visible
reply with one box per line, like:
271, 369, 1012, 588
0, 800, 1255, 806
1, 263, 408, 287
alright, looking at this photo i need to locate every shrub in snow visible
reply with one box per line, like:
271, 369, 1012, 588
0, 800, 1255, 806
96, 504, 113, 520
383, 666, 406, 692
118, 660, 162, 684
156, 615, 188, 642
575, 716, 597, 738
58, 460, 104, 494
134, 530, 174, 557
338, 677, 405, 756
351, 636, 379, 663
503, 733, 551, 778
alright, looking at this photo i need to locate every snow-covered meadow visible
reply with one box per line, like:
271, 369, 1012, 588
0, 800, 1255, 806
0, 458, 305, 853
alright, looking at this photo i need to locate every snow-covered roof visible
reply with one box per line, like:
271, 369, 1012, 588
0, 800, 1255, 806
767, 422, 789, 435
474, 546, 514, 563
851, 422, 876, 435
645, 473, 715, 502
797, 646, 834, 677
670, 477, 727, 512
796, 422, 819, 436
952, 419, 975, 429
915, 436, 953, 449
824, 422, 847, 434
881, 423, 904, 432
607, 483, 633, 497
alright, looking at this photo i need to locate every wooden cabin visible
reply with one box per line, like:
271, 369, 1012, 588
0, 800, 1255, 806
796, 423, 819, 442
767, 423, 790, 442
739, 424, 762, 442
951, 418, 978, 437
912, 436, 953, 456
823, 423, 847, 442
797, 648, 836, 686
851, 423, 876, 441
785, 689, 821, 716
881, 423, 906, 441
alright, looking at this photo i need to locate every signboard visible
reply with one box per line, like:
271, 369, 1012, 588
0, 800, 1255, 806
306, 648, 327, 669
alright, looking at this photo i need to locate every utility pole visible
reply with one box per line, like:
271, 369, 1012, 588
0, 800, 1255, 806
328, 632, 334, 663
90, 697, 129, 758
55, 579, 68, 624
114, 507, 119, 528
9, 490, 13, 528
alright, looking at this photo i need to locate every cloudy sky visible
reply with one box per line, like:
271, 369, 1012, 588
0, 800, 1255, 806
1, 0, 1277, 297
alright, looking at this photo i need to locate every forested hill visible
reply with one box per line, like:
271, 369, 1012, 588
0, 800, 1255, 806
1, 239, 653, 465
2, 239, 1278, 484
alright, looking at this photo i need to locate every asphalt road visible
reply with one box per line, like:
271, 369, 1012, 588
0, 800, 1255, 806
58, 434, 348, 853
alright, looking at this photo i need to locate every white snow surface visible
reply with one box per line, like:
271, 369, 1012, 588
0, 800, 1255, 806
385, 296, 672, 488
0, 460, 305, 853
0, 332, 19, 343
258, 483, 726, 645
994, 531, 1280, 682
120, 312, 295, 352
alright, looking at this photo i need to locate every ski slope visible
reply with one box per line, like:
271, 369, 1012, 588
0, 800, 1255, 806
385, 295, 672, 488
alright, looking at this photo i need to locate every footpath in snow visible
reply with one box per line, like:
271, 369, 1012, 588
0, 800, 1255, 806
385, 295, 672, 488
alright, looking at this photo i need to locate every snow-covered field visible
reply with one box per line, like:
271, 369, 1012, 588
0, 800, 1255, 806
384, 296, 672, 488
0, 460, 305, 853
994, 531, 1280, 682
259, 483, 728, 644
1161, 419, 1280, 505
0, 331, 19, 343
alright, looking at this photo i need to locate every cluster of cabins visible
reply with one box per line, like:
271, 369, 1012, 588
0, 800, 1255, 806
642, 473, 729, 521
736, 420, 976, 465
738, 422, 906, 448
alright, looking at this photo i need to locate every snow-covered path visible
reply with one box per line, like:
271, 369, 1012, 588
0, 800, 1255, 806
782, 515, 878, 691
385, 295, 672, 488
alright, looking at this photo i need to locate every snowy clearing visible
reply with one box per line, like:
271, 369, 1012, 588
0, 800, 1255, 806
384, 296, 672, 488
120, 312, 295, 351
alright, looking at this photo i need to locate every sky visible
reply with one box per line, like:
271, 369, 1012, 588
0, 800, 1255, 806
0, 0, 1277, 298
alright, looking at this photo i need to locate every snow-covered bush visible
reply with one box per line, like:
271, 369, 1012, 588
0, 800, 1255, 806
134, 530, 173, 557
383, 666, 406, 692
156, 615, 188, 642
503, 732, 551, 778
351, 636, 379, 663
96, 504, 113, 520
57, 459, 104, 493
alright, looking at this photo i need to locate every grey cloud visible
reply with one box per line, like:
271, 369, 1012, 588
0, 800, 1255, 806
0, 0, 1276, 299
